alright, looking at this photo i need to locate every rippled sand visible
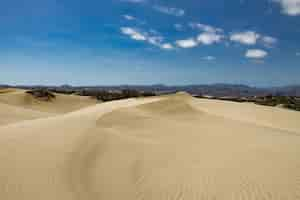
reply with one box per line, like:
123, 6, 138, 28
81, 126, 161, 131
0, 92, 300, 200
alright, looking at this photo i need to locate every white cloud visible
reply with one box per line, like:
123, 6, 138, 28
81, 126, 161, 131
197, 32, 223, 45
161, 43, 174, 50
175, 38, 198, 48
173, 23, 224, 48
120, 27, 173, 50
122, 14, 146, 25
230, 31, 260, 45
147, 36, 175, 50
153, 5, 185, 16
202, 56, 216, 61
189, 23, 223, 33
261, 36, 278, 47
230, 31, 278, 47
123, 15, 136, 20
174, 23, 224, 49
272, 0, 300, 16
147, 36, 163, 46
245, 49, 268, 59
296, 52, 300, 56
120, 27, 146, 41
174, 24, 183, 31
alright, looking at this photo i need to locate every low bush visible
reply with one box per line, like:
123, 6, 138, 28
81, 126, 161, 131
26, 89, 56, 101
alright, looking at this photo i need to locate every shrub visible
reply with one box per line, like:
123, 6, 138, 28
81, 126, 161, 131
26, 89, 56, 101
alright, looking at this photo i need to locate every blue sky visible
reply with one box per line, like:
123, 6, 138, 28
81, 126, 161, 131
0, 0, 300, 86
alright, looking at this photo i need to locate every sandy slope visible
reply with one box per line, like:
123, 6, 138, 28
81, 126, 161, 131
0, 89, 98, 114
0, 89, 98, 125
0, 93, 300, 200
0, 102, 54, 125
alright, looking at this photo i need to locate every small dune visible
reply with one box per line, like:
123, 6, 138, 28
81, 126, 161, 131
0, 102, 53, 125
0, 93, 300, 200
0, 89, 98, 114
0, 88, 17, 94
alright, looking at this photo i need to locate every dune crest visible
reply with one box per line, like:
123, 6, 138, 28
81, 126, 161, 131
0, 93, 300, 200
0, 89, 98, 125
0, 89, 98, 114
0, 102, 54, 125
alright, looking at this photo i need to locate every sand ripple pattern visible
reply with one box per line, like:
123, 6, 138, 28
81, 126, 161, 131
0, 93, 300, 200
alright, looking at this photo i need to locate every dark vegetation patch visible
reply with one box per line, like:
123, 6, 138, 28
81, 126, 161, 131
26, 89, 56, 101
253, 95, 300, 111
76, 89, 156, 102
196, 94, 300, 111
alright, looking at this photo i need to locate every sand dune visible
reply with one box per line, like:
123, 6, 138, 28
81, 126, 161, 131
0, 102, 53, 125
0, 89, 98, 114
0, 93, 300, 200
0, 89, 98, 125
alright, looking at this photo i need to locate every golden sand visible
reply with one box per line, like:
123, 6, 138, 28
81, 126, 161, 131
0, 92, 299, 200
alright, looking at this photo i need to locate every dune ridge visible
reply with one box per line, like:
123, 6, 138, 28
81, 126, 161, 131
0, 93, 300, 200
0, 89, 98, 114
0, 89, 98, 125
0, 102, 54, 126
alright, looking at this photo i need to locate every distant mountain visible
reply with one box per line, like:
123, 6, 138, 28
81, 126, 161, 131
269, 85, 300, 96
4, 84, 300, 97
0, 84, 10, 89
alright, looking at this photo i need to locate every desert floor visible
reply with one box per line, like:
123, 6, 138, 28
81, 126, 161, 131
0, 89, 300, 200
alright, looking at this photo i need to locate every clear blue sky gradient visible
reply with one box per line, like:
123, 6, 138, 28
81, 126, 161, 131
0, 0, 299, 86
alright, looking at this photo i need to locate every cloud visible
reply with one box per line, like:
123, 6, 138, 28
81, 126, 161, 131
174, 24, 183, 31
197, 32, 223, 45
230, 31, 260, 45
153, 5, 185, 16
161, 43, 174, 50
175, 23, 224, 49
147, 36, 163, 46
261, 36, 278, 47
120, 0, 146, 3
122, 14, 146, 24
245, 49, 268, 59
123, 15, 136, 20
272, 0, 300, 16
230, 31, 278, 47
296, 52, 300, 56
120, 27, 147, 41
175, 38, 198, 48
189, 23, 223, 33
120, 27, 173, 50
202, 56, 216, 61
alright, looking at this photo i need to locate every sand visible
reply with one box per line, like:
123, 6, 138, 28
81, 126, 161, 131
0, 102, 53, 125
0, 89, 98, 125
0, 89, 98, 114
0, 92, 300, 200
